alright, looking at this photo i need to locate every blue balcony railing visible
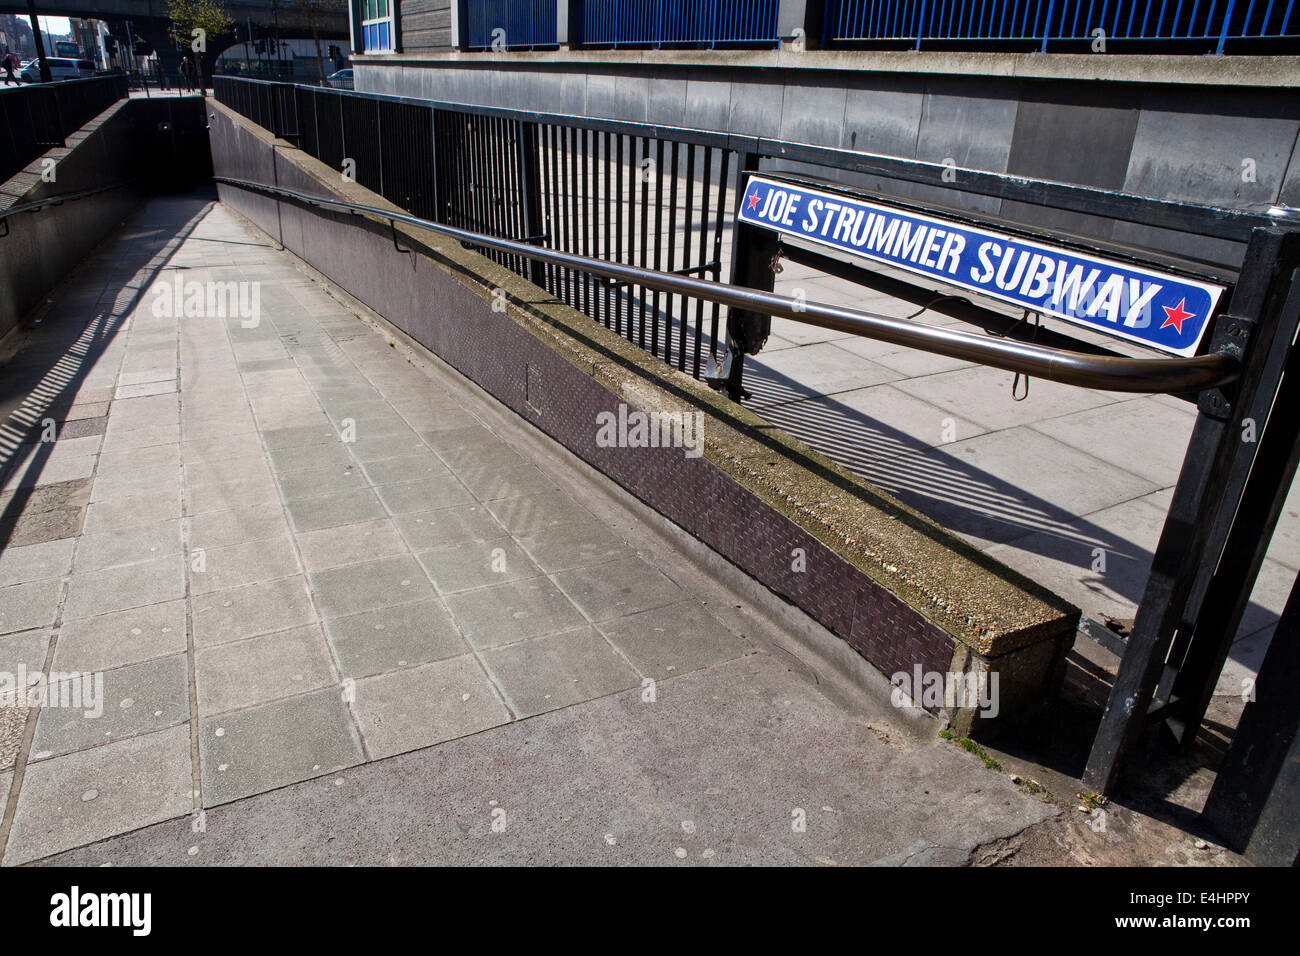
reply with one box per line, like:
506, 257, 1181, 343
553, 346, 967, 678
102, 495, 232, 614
461, 0, 559, 50
575, 0, 781, 49
825, 0, 1299, 53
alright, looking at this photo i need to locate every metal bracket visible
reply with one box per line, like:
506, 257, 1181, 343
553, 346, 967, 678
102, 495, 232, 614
1198, 315, 1254, 420
390, 219, 410, 255
701, 348, 733, 390
769, 245, 785, 274
701, 346, 752, 402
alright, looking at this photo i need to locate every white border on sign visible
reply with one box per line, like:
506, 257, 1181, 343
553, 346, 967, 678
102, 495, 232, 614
738, 174, 1226, 357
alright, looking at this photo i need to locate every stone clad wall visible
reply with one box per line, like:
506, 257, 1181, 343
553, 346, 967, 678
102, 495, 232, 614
0, 97, 210, 340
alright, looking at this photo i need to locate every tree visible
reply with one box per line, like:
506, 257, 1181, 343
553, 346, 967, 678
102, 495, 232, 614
294, 0, 345, 84
166, 0, 234, 93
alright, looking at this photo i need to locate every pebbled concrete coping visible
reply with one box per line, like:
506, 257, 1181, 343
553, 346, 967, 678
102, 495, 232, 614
211, 101, 1079, 733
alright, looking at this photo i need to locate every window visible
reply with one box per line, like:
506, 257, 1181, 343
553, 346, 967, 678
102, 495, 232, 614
361, 0, 395, 52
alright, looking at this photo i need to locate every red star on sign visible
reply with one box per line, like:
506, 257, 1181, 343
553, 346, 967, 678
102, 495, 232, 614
1160, 298, 1195, 334
747, 191, 761, 210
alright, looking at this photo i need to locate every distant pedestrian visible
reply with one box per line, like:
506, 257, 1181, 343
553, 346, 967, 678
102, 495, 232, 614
2, 49, 19, 86
180, 55, 194, 92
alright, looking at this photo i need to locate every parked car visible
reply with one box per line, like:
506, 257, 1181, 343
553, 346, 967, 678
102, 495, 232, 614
19, 58, 95, 82
325, 68, 353, 90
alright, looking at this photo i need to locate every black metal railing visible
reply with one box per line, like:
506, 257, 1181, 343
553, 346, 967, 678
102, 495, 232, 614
0, 75, 130, 185
212, 75, 1288, 392
217, 75, 738, 381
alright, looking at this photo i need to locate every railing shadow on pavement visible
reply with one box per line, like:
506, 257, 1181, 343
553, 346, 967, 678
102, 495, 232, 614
0, 192, 218, 553
740, 354, 1277, 662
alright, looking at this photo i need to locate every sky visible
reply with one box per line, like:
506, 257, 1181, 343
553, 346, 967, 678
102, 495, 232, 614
39, 17, 72, 37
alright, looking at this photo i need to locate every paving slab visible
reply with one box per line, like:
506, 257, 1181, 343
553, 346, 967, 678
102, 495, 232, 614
52, 600, 188, 672
5, 724, 193, 865
517, 520, 631, 573
374, 474, 475, 514
73, 519, 184, 572
190, 535, 301, 594
551, 556, 687, 623
480, 626, 643, 718
323, 599, 467, 678
190, 576, 318, 647
284, 486, 387, 532
417, 538, 540, 593
352, 655, 511, 760
30, 653, 191, 759
598, 601, 752, 680
0, 538, 76, 587
444, 577, 589, 650
309, 555, 437, 620
294, 518, 408, 572
62, 554, 186, 621
195, 626, 337, 716
0, 579, 63, 635
392, 505, 503, 550
199, 687, 364, 807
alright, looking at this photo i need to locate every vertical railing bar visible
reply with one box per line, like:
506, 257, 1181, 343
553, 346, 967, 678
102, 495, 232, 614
710, 148, 732, 356
567, 124, 581, 308
603, 130, 613, 329
694, 145, 714, 366
547, 123, 563, 296
507, 117, 526, 274
499, 117, 519, 273
551, 122, 564, 299
667, 139, 682, 371
582, 126, 594, 317
468, 114, 487, 260
683, 142, 699, 378
637, 136, 651, 351
537, 122, 552, 292
651, 137, 666, 359
491, 116, 510, 269
615, 132, 625, 338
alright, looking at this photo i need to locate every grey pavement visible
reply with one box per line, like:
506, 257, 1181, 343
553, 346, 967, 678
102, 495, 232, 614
0, 194, 1059, 865
761, 258, 1298, 701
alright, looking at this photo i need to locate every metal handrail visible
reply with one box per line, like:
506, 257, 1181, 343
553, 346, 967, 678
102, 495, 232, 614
0, 180, 136, 223
214, 174, 1241, 395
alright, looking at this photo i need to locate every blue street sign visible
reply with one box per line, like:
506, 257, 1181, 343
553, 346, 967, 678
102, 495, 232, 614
737, 175, 1226, 357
